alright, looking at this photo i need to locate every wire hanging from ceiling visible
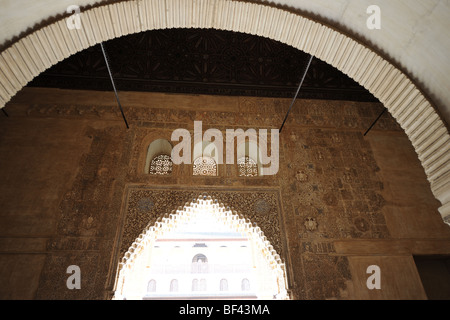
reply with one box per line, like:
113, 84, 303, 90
279, 54, 313, 133
100, 42, 129, 129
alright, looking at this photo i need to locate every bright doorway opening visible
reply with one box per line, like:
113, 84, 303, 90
113, 195, 289, 300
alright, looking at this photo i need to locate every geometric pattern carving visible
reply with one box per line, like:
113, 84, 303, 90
193, 157, 217, 176
237, 156, 258, 177
254, 199, 271, 215
149, 154, 172, 175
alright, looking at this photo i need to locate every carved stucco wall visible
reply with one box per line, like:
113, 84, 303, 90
0, 0, 449, 226
2, 88, 443, 300
1, 81, 448, 300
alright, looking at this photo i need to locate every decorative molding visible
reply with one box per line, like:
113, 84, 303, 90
17, 99, 401, 133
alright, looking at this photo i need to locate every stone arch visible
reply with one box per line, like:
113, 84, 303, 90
113, 193, 289, 300
0, 0, 448, 224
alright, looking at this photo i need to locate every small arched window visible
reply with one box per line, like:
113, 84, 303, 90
149, 154, 173, 175
237, 156, 258, 177
220, 279, 228, 291
241, 278, 250, 291
193, 156, 217, 176
145, 139, 173, 175
192, 279, 199, 291
170, 279, 178, 292
147, 279, 156, 292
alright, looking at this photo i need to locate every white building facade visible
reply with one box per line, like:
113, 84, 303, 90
142, 237, 258, 299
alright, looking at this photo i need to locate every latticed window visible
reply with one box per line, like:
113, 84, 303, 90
193, 157, 217, 176
149, 154, 173, 175
237, 156, 258, 177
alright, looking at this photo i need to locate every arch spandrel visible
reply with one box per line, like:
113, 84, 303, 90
121, 189, 284, 260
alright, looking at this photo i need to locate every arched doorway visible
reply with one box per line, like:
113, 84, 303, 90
113, 194, 289, 300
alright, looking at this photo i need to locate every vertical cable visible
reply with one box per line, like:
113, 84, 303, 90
100, 42, 129, 129
279, 54, 313, 133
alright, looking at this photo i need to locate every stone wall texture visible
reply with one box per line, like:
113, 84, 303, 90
0, 87, 449, 300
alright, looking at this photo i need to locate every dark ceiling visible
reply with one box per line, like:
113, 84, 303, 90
27, 28, 378, 102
